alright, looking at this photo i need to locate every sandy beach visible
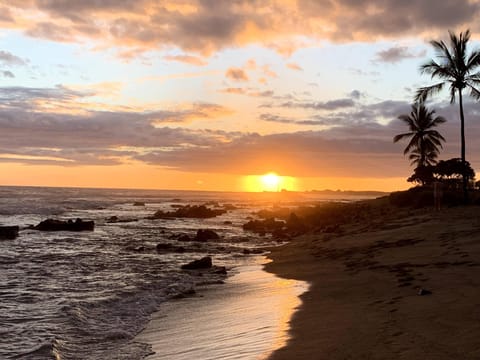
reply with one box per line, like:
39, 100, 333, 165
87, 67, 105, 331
266, 205, 480, 359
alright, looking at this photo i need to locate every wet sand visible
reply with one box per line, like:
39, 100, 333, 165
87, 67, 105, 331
137, 257, 308, 360
265, 206, 480, 359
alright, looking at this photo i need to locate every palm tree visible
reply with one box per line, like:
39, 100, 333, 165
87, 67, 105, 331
394, 103, 446, 170
415, 29, 480, 202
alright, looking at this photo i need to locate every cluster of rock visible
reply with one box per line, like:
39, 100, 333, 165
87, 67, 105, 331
180, 256, 227, 274
106, 216, 138, 223
33, 218, 95, 232
0, 226, 19, 239
242, 212, 307, 238
151, 205, 226, 219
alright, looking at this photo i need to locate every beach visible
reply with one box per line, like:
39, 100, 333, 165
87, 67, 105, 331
266, 205, 480, 359
136, 257, 308, 360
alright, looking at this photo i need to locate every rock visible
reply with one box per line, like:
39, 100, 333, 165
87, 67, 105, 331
286, 212, 307, 234
194, 229, 220, 242
133, 202, 145, 206
177, 234, 192, 242
223, 221, 233, 225
181, 256, 213, 270
106, 216, 138, 223
212, 266, 227, 275
151, 205, 226, 219
156, 243, 186, 253
0, 225, 19, 239
417, 288, 432, 296
156, 243, 174, 251
34, 218, 95, 232
242, 217, 285, 234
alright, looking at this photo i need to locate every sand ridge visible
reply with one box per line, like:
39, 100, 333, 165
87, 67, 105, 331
266, 206, 480, 359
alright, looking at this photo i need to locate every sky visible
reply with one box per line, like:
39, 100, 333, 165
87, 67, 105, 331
1, 0, 480, 192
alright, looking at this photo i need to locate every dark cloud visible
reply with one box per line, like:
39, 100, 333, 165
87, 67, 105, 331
3, 0, 479, 56
375, 46, 426, 64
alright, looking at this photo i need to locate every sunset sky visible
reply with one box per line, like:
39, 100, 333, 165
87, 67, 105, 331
1, 0, 480, 192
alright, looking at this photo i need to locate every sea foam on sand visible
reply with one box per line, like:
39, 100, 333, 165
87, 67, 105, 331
136, 258, 308, 360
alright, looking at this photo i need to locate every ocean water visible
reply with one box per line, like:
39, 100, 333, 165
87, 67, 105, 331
0, 186, 323, 359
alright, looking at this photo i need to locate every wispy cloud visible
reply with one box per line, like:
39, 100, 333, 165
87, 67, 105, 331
374, 46, 427, 64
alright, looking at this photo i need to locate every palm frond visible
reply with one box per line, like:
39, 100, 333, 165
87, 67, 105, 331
415, 82, 445, 102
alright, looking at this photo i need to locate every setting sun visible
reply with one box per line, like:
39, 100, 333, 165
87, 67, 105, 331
261, 173, 281, 192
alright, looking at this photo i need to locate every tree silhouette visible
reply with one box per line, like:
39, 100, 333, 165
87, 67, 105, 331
394, 103, 446, 170
415, 29, 480, 202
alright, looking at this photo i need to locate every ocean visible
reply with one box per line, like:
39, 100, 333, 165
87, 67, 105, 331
0, 186, 369, 359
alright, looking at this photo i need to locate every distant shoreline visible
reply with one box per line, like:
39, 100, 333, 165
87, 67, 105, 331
0, 184, 391, 197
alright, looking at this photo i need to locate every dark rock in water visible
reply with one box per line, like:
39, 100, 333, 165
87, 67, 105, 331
34, 218, 94, 232
417, 288, 432, 296
150, 205, 226, 219
194, 229, 220, 242
223, 220, 233, 225
212, 266, 227, 275
156, 243, 174, 251
177, 234, 192, 242
181, 256, 213, 270
133, 201, 145, 206
106, 216, 138, 223
156, 243, 185, 253
243, 248, 264, 255
0, 225, 19, 239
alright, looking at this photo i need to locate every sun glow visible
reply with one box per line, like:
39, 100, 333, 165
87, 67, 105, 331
243, 173, 297, 192
261, 172, 280, 191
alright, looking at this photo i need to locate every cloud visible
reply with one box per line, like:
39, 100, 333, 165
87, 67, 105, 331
375, 46, 427, 64
1, 85, 479, 178
286, 62, 303, 71
1, 71, 14, 78
279, 98, 356, 111
164, 54, 207, 66
2, 0, 479, 57
220, 87, 274, 98
225, 67, 249, 81
0, 51, 28, 67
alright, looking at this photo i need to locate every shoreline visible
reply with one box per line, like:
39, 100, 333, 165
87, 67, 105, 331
136, 256, 308, 360
265, 206, 480, 359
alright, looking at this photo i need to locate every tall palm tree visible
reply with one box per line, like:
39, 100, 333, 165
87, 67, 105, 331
394, 103, 446, 170
415, 29, 480, 202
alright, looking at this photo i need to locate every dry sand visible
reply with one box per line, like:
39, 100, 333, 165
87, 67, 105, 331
266, 206, 480, 359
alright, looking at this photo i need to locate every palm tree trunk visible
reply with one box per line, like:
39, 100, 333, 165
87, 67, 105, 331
459, 89, 468, 203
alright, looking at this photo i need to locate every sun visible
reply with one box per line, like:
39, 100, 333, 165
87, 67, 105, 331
261, 172, 281, 192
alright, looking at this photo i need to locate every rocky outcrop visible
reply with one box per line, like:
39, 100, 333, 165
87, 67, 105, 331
133, 202, 145, 206
194, 229, 220, 242
106, 216, 138, 223
181, 256, 213, 270
156, 243, 186, 253
0, 226, 19, 239
151, 205, 226, 219
242, 217, 285, 234
34, 218, 94, 232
